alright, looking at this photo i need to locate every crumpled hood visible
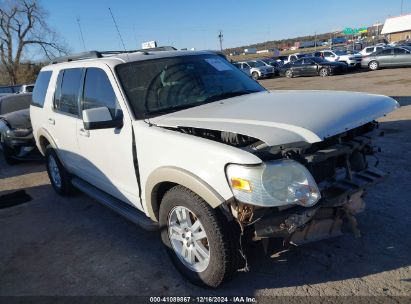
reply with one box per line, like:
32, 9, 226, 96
0, 108, 31, 130
151, 90, 399, 146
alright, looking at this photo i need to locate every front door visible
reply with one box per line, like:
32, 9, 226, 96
76, 66, 142, 210
393, 48, 411, 66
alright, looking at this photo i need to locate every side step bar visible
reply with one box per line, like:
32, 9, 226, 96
72, 177, 159, 231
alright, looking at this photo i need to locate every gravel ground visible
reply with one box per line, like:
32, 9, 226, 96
0, 68, 410, 302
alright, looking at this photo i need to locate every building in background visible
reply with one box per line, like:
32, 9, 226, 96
381, 13, 411, 42
244, 48, 257, 54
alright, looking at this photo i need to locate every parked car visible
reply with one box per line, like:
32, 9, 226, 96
314, 50, 360, 67
234, 60, 274, 80
283, 53, 310, 64
0, 93, 32, 115
0, 85, 20, 94
272, 55, 289, 65
390, 40, 411, 47
359, 45, 386, 56
0, 108, 38, 164
30, 49, 398, 288
260, 58, 281, 75
280, 57, 347, 77
18, 84, 35, 94
361, 46, 411, 70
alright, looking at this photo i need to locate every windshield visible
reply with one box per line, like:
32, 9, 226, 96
248, 61, 265, 67
116, 54, 265, 118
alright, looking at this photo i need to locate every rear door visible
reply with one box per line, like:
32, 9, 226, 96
76, 66, 141, 209
48, 68, 83, 173
377, 49, 394, 66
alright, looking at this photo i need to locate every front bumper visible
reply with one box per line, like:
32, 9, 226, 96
253, 166, 386, 245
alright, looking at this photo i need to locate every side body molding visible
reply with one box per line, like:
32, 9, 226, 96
145, 166, 228, 221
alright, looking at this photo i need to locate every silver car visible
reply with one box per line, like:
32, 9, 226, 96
361, 46, 411, 70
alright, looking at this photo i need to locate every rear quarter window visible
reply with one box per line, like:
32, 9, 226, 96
31, 71, 52, 108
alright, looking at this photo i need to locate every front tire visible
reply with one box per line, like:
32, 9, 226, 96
285, 69, 293, 78
319, 67, 329, 77
0, 134, 18, 165
369, 60, 379, 71
159, 185, 239, 288
45, 146, 75, 196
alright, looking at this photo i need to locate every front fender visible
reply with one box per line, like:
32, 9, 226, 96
145, 166, 227, 221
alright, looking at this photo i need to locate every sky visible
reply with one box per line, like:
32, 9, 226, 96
42, 0, 410, 53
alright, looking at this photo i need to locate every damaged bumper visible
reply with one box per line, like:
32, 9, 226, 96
253, 166, 386, 245
0, 120, 37, 158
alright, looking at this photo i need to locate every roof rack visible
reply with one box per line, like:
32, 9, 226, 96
51, 46, 178, 64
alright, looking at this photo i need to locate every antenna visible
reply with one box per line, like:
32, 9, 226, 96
218, 30, 223, 51
108, 7, 128, 53
76, 17, 86, 51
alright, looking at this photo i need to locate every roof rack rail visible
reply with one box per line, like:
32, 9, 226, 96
51, 46, 178, 64
51, 51, 102, 64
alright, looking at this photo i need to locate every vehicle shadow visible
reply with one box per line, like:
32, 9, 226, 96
0, 117, 410, 295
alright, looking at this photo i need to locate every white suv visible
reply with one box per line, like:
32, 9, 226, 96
30, 49, 398, 287
314, 50, 360, 67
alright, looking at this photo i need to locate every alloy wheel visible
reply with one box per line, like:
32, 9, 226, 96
48, 155, 62, 189
168, 206, 210, 273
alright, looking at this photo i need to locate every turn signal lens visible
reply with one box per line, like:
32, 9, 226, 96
230, 177, 252, 192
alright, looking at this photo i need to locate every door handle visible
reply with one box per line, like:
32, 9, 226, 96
48, 118, 55, 125
79, 128, 90, 137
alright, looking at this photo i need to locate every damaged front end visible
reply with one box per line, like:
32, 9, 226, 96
228, 121, 386, 246
0, 109, 38, 160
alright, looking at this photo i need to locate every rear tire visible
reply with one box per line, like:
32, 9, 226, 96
251, 71, 259, 80
159, 185, 240, 288
285, 69, 293, 78
45, 146, 75, 196
368, 60, 379, 71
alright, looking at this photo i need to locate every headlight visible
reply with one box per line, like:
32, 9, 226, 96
226, 160, 321, 207
6, 128, 32, 137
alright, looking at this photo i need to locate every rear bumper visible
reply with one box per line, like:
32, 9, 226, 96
253, 166, 386, 245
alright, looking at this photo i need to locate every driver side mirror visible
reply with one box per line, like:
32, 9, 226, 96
83, 107, 123, 130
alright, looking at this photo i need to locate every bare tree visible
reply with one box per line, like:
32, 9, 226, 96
0, 0, 67, 84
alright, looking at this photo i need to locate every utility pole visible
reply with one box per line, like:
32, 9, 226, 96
314, 31, 317, 51
76, 17, 86, 51
401, 0, 404, 14
218, 30, 223, 51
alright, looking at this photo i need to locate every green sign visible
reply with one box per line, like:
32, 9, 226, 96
342, 27, 368, 35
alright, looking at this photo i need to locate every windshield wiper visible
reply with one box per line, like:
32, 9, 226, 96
203, 90, 260, 103
146, 102, 209, 116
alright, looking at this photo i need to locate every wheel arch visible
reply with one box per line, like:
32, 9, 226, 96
145, 166, 227, 222
35, 128, 57, 156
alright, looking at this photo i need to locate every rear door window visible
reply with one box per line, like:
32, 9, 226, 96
379, 49, 393, 56
54, 68, 83, 116
82, 68, 118, 118
31, 71, 52, 108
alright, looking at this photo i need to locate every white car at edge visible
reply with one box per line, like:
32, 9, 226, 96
30, 49, 398, 288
